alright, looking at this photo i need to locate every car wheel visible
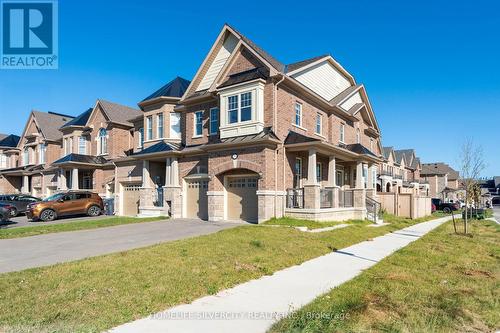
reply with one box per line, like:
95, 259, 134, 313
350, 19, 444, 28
443, 207, 451, 213
87, 205, 101, 217
40, 209, 57, 222
10, 207, 18, 217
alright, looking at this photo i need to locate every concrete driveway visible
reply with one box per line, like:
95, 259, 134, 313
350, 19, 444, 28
0, 214, 109, 229
0, 219, 243, 274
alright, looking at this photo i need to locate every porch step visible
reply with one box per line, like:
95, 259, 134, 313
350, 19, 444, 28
138, 206, 166, 218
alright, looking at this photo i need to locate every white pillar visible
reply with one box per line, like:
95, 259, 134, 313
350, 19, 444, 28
307, 148, 317, 185
142, 160, 151, 188
327, 156, 336, 187
367, 164, 374, 189
60, 169, 67, 190
71, 168, 79, 190
355, 162, 364, 189
165, 158, 172, 186
22, 175, 29, 193
171, 157, 179, 186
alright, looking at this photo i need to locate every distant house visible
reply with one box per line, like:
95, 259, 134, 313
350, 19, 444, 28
479, 177, 500, 205
420, 162, 460, 200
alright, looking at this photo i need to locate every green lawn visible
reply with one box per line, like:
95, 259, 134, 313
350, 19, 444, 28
269, 219, 500, 333
0, 216, 166, 239
0, 214, 440, 332
263, 217, 368, 229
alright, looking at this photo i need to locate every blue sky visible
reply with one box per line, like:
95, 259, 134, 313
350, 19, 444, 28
0, 0, 498, 176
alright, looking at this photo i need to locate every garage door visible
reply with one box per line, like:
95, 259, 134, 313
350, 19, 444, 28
186, 179, 208, 220
227, 177, 258, 222
123, 185, 141, 216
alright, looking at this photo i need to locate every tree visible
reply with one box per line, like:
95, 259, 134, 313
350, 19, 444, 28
458, 138, 486, 234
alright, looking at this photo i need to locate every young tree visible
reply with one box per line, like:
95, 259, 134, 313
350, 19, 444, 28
459, 138, 486, 234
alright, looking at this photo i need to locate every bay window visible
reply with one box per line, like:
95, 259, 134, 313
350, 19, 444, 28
170, 113, 181, 139
157, 113, 164, 138
23, 148, 29, 165
78, 136, 87, 154
146, 116, 152, 140
39, 143, 46, 164
228, 95, 238, 124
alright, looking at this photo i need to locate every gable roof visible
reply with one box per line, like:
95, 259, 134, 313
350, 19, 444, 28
421, 163, 459, 180
95, 99, 142, 127
218, 67, 268, 89
142, 77, 191, 102
285, 55, 329, 73
394, 149, 415, 167
382, 146, 394, 160
0, 134, 20, 148
30, 111, 74, 141
61, 108, 93, 129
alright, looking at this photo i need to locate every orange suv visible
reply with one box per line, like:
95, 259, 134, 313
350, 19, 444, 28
27, 191, 104, 222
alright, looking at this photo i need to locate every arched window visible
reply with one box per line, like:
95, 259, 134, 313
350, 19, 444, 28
98, 128, 107, 155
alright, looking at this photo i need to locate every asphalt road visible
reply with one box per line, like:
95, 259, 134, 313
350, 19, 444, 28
0, 219, 242, 274
0, 214, 108, 229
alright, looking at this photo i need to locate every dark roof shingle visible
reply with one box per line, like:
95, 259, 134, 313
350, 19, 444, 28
142, 77, 191, 102
32, 111, 74, 141
98, 100, 142, 126
0, 134, 20, 148
61, 108, 93, 128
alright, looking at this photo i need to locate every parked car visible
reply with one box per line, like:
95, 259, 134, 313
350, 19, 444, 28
26, 191, 104, 222
431, 198, 460, 213
0, 194, 41, 217
431, 203, 436, 213
0, 203, 13, 222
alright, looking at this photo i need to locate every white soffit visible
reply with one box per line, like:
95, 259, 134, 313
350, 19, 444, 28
291, 60, 351, 101
340, 92, 363, 111
196, 34, 239, 91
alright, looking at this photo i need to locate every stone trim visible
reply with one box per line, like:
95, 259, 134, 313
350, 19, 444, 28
256, 190, 286, 195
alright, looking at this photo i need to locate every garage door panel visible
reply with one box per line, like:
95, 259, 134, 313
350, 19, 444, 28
186, 180, 208, 220
227, 177, 257, 222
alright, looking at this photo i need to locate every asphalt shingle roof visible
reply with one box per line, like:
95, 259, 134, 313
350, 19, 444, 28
142, 77, 191, 102
32, 111, 74, 141
218, 67, 268, 88
286, 55, 328, 73
97, 100, 142, 126
382, 146, 394, 160
421, 163, 459, 180
53, 153, 108, 165
61, 108, 93, 128
133, 141, 180, 156
0, 134, 20, 148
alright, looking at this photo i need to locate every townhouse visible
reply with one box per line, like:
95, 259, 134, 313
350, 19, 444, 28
420, 162, 460, 201
113, 24, 384, 223
0, 134, 21, 192
379, 147, 429, 195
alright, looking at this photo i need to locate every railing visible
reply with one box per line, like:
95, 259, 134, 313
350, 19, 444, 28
320, 188, 334, 208
286, 188, 304, 209
153, 187, 164, 207
393, 174, 403, 180
339, 189, 354, 208
366, 196, 381, 223
379, 171, 393, 177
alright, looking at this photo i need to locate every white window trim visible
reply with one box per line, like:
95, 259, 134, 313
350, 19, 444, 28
157, 113, 164, 139
193, 110, 203, 138
138, 128, 144, 148
315, 112, 322, 135
78, 136, 87, 155
97, 129, 108, 156
294, 102, 302, 127
169, 112, 181, 140
218, 80, 265, 139
146, 116, 153, 140
339, 123, 345, 144
209, 107, 219, 136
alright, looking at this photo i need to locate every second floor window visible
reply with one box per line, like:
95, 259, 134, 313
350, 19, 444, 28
98, 128, 108, 155
78, 136, 87, 155
39, 143, 46, 164
0, 153, 6, 169
146, 116, 153, 140
340, 123, 345, 143
370, 138, 374, 151
210, 107, 219, 135
138, 128, 144, 148
23, 148, 29, 165
170, 113, 181, 139
69, 137, 73, 154
315, 113, 322, 134
356, 128, 360, 144
295, 103, 302, 127
227, 92, 253, 124
157, 113, 164, 138
194, 111, 203, 136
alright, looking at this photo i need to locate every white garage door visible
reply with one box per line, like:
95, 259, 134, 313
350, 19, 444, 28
227, 177, 258, 222
186, 179, 208, 220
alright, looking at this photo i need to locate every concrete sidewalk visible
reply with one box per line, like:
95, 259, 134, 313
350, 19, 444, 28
111, 215, 455, 333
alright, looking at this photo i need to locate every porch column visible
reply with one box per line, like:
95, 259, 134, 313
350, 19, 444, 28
142, 160, 151, 188
355, 162, 364, 188
327, 156, 336, 187
71, 168, 79, 190
367, 164, 374, 189
171, 157, 179, 186
307, 148, 317, 185
59, 169, 67, 190
165, 158, 172, 186
22, 175, 29, 193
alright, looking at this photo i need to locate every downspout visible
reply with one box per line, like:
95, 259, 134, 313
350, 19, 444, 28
273, 74, 286, 218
